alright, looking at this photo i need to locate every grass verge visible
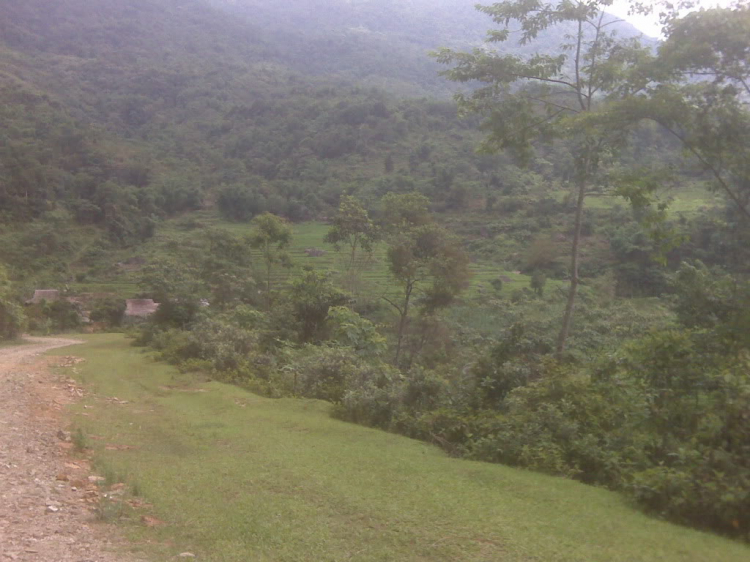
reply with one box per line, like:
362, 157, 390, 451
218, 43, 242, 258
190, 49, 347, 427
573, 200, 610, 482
51, 334, 750, 562
0, 337, 30, 348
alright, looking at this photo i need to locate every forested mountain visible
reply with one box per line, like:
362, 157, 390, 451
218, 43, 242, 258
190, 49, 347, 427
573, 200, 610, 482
0, 0, 732, 293
0, 0, 484, 251
210, 0, 652, 96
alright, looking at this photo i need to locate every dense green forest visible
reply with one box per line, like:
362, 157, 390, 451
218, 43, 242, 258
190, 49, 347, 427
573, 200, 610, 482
1, 0, 749, 544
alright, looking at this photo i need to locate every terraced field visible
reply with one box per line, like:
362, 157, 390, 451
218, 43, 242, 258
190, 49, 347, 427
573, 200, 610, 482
71, 212, 532, 299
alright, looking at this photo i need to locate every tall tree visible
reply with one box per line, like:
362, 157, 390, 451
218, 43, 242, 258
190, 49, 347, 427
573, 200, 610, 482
435, 0, 652, 355
198, 229, 255, 309
381, 193, 470, 365
249, 212, 293, 308
324, 195, 378, 271
631, 3, 750, 221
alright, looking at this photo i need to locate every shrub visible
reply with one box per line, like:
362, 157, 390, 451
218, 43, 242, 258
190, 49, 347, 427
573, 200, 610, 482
90, 297, 126, 327
217, 183, 266, 222
150, 328, 198, 364
0, 297, 26, 339
27, 300, 83, 333
282, 345, 397, 403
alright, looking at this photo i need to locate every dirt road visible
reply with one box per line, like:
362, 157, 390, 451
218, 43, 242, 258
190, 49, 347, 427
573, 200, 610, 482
0, 337, 143, 562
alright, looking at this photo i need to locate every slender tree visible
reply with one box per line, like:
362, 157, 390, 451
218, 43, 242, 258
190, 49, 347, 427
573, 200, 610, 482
249, 212, 292, 308
324, 195, 378, 271
435, 0, 652, 355
380, 193, 470, 365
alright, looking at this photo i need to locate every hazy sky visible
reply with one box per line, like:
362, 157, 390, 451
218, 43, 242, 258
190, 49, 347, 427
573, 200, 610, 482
607, 0, 739, 37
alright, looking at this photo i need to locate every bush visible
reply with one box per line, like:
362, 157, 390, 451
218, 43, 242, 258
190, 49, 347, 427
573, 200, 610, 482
150, 328, 199, 364
334, 380, 398, 428
631, 457, 750, 537
189, 315, 262, 372
467, 367, 649, 486
0, 297, 26, 339
282, 345, 397, 403
90, 297, 126, 327
217, 183, 266, 222
626, 355, 750, 537
27, 300, 82, 333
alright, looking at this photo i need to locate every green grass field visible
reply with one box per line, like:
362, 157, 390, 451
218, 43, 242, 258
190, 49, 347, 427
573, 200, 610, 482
50, 335, 750, 562
560, 184, 722, 214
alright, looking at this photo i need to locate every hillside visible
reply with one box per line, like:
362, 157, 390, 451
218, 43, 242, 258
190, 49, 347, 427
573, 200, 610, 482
43, 335, 750, 562
210, 0, 654, 97
0, 0, 675, 294
0, 0, 487, 286
2, 0, 750, 550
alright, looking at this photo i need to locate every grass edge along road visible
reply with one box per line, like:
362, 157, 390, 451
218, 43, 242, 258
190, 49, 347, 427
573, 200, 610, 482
51, 334, 750, 562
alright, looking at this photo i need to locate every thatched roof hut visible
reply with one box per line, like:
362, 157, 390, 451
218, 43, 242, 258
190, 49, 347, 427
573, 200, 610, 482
26, 290, 61, 305
125, 299, 160, 319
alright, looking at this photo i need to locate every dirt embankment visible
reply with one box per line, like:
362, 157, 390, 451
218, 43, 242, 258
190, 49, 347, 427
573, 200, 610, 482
0, 337, 143, 562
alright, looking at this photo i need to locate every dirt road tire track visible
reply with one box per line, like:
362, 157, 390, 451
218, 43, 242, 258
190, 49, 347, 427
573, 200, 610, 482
0, 337, 144, 562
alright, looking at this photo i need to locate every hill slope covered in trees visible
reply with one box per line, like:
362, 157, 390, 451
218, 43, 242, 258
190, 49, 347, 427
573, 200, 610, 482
2, 0, 750, 548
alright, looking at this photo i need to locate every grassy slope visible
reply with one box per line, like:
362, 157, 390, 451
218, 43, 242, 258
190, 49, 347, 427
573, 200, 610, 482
51, 335, 750, 562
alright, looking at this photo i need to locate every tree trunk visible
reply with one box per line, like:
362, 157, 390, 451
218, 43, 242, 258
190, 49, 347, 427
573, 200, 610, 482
349, 237, 359, 271
266, 247, 273, 311
394, 285, 412, 365
556, 172, 587, 357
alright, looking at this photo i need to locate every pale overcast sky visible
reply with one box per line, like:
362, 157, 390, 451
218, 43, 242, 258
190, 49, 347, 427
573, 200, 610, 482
607, 0, 740, 37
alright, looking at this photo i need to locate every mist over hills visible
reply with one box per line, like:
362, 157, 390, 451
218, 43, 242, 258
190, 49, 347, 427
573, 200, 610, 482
209, 0, 653, 96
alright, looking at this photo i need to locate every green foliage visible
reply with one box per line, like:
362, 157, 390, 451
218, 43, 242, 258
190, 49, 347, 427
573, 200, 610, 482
614, 330, 750, 536
139, 260, 206, 328
90, 297, 126, 327
217, 184, 266, 222
530, 270, 547, 296
670, 261, 749, 338
435, 0, 657, 355
382, 198, 471, 364
386, 223, 470, 312
0, 265, 25, 339
198, 229, 256, 309
324, 196, 378, 270
287, 269, 349, 343
281, 345, 395, 403
0, 298, 25, 340
381, 192, 431, 231
327, 306, 387, 359
470, 323, 553, 408
648, 4, 750, 222
27, 299, 82, 333
249, 213, 293, 303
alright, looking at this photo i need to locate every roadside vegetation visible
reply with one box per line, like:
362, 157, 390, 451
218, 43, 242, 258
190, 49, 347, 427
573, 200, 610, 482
50, 334, 750, 562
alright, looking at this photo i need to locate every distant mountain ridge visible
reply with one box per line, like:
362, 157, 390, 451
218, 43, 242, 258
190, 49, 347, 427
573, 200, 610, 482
208, 0, 654, 97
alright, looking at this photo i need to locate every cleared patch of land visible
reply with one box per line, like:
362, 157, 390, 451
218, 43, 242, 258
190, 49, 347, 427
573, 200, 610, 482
49, 334, 750, 562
